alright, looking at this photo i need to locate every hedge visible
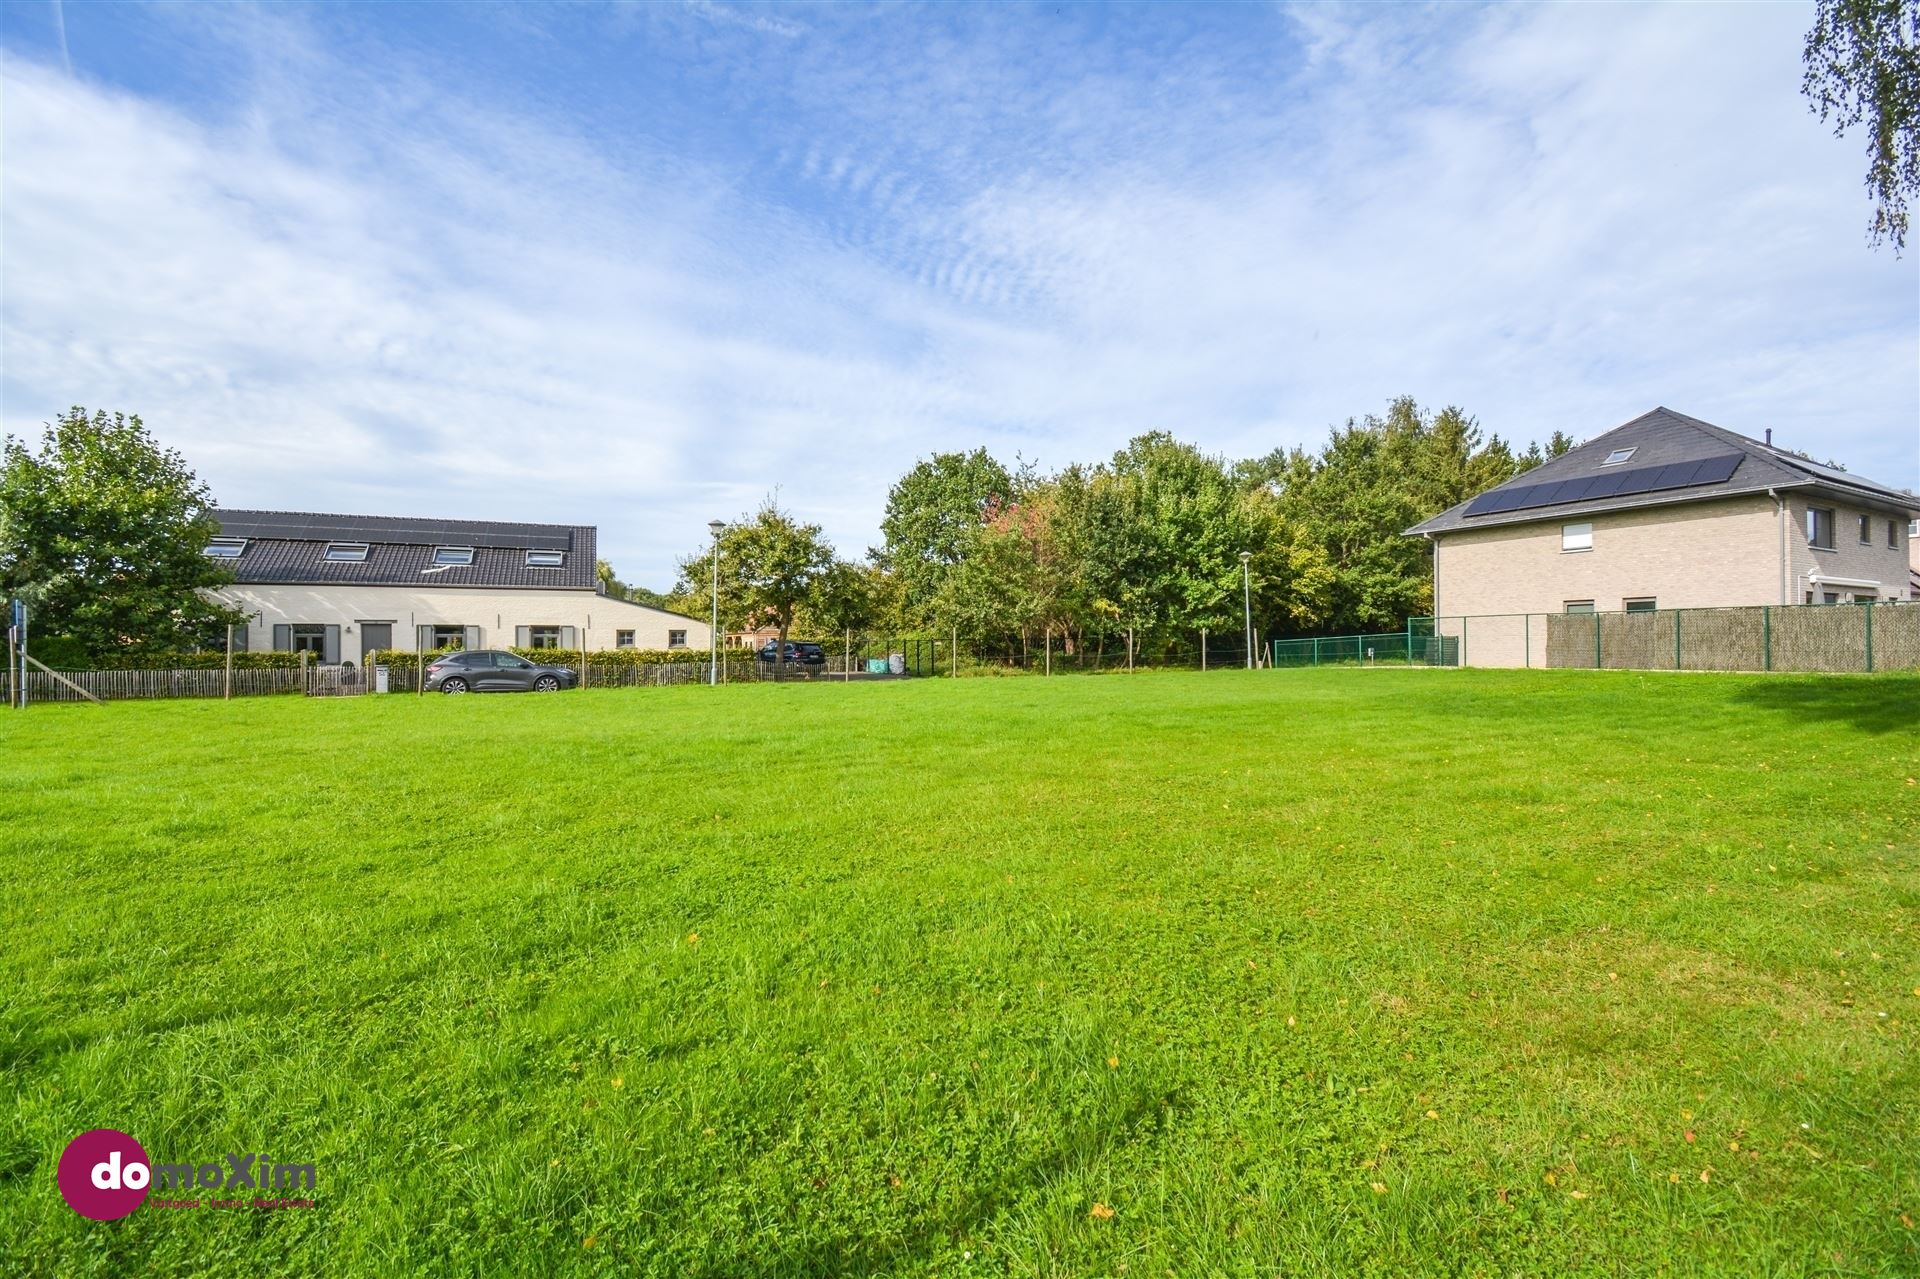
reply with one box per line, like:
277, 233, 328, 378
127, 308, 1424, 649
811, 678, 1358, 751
366, 646, 734, 668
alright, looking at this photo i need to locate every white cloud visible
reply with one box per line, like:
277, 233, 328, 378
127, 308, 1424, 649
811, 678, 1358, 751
1, 4, 1914, 587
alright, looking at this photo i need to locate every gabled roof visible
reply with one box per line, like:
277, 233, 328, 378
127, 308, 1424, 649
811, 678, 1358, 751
214, 509, 598, 590
1407, 407, 1920, 537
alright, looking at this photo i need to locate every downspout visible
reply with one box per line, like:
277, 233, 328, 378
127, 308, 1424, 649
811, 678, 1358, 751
1425, 532, 1438, 616
1769, 488, 1786, 605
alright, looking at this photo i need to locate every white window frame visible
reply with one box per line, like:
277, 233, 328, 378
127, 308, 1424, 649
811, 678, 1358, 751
289, 623, 328, 654
525, 550, 564, 568
428, 624, 467, 649
667, 629, 688, 649
1561, 522, 1594, 553
433, 546, 475, 566
1564, 600, 1595, 614
527, 625, 562, 649
324, 542, 369, 562
1623, 598, 1658, 613
1600, 447, 1636, 467
204, 538, 246, 558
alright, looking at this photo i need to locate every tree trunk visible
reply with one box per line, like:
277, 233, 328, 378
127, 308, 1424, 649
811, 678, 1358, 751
774, 620, 787, 682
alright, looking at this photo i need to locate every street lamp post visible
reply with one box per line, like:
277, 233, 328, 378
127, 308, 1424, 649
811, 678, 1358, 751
1240, 551, 1253, 669
708, 520, 724, 686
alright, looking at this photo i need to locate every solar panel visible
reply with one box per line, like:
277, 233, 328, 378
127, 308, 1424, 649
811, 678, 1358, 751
1695, 454, 1742, 484
1462, 452, 1746, 518
218, 512, 572, 550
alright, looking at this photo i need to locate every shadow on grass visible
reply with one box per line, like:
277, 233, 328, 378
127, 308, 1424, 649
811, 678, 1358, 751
1729, 674, 1920, 735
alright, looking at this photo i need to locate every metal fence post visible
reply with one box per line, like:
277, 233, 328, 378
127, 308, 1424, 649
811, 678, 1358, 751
1763, 606, 1772, 672
1593, 614, 1600, 670
1312, 637, 1319, 666
1461, 616, 1467, 668
1674, 609, 1682, 671
1865, 601, 1874, 673
1524, 613, 1530, 669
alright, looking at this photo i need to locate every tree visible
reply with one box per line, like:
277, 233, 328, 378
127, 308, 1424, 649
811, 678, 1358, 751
596, 558, 673, 610
1803, 0, 1920, 251
801, 559, 885, 637
876, 448, 1016, 626
676, 498, 832, 679
1256, 398, 1529, 633
0, 407, 244, 664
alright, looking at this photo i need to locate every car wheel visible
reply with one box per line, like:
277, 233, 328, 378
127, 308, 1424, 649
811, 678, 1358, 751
534, 675, 559, 692
441, 677, 469, 694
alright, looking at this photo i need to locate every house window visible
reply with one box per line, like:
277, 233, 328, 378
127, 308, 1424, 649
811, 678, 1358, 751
429, 625, 466, 649
324, 542, 369, 562
1806, 507, 1835, 550
1889, 519, 1900, 549
1561, 522, 1594, 552
1858, 514, 1873, 544
289, 624, 328, 654
433, 546, 474, 565
616, 630, 636, 649
527, 626, 562, 648
526, 550, 564, 568
204, 538, 246, 558
1564, 601, 1595, 614
1601, 447, 1636, 466
668, 629, 688, 649
1623, 598, 1658, 613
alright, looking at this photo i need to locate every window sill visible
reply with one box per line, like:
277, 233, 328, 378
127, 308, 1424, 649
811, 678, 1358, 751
1561, 547, 1593, 554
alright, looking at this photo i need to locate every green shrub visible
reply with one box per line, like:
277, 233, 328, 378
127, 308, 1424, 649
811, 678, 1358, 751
50, 649, 309, 671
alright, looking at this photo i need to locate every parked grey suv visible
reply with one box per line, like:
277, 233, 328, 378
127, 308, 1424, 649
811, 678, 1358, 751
424, 649, 579, 694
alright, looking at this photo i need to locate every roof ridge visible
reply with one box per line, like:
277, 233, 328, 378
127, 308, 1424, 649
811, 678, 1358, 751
217, 506, 582, 531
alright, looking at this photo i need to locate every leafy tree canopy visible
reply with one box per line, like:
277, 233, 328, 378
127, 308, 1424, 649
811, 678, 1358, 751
877, 448, 1017, 624
0, 407, 244, 663
1804, 0, 1920, 250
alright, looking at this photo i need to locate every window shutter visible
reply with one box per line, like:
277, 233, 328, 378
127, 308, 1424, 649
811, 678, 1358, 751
465, 625, 483, 651
272, 624, 291, 651
515, 625, 531, 648
417, 624, 434, 651
323, 625, 341, 665
559, 625, 578, 649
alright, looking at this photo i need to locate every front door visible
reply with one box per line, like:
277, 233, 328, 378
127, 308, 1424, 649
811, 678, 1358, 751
359, 622, 392, 665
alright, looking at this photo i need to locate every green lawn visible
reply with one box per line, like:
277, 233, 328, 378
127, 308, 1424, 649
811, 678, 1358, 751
2, 669, 1917, 1276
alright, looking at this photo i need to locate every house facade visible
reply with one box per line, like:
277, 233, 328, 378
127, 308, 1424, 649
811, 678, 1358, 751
206, 510, 709, 664
1406, 408, 1919, 661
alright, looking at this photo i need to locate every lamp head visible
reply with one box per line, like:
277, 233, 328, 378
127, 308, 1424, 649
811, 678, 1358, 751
1239, 551, 1251, 564
708, 520, 725, 538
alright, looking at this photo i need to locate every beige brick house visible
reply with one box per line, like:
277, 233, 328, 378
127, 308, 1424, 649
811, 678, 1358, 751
1405, 408, 1919, 664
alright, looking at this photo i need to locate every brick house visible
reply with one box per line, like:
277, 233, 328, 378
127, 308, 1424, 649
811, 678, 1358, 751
1406, 408, 1919, 629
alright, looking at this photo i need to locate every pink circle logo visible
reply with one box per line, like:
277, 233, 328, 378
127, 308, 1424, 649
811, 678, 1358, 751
56, 1129, 151, 1221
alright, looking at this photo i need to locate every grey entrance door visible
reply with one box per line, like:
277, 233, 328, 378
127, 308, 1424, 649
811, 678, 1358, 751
359, 623, 393, 665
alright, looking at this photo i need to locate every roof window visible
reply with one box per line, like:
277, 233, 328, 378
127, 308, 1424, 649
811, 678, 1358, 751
204, 538, 246, 558
324, 542, 369, 562
433, 546, 475, 566
526, 550, 564, 568
1600, 447, 1636, 467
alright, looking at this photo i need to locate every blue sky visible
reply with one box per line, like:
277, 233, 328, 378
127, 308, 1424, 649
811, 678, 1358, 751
2, 1, 1915, 585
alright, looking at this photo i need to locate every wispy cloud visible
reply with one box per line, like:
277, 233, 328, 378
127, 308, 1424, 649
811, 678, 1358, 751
0, 3, 1913, 584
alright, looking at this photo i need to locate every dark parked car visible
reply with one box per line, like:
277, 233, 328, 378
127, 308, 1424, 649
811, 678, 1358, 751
424, 649, 579, 694
755, 640, 826, 666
